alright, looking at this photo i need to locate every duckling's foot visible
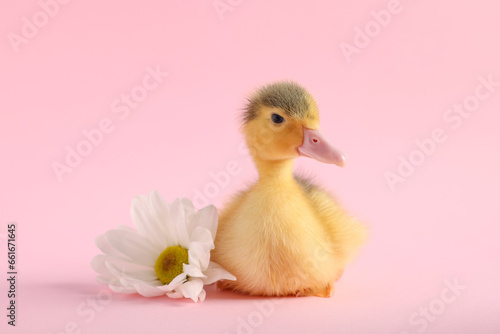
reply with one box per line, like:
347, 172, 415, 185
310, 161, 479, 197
304, 282, 335, 298
318, 282, 335, 297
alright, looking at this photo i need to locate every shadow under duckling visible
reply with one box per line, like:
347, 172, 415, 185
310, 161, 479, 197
212, 81, 367, 297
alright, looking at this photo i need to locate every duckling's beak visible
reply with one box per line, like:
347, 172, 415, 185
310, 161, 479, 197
298, 128, 347, 167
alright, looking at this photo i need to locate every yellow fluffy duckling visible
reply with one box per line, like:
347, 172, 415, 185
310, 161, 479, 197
212, 81, 367, 297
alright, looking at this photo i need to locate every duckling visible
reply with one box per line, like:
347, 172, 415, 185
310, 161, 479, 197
212, 81, 367, 297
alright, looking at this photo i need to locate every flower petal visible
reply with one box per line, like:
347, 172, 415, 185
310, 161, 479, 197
125, 269, 158, 282
148, 190, 178, 247
109, 285, 137, 294
166, 291, 184, 299
176, 278, 205, 302
102, 263, 138, 293
181, 198, 195, 224
190, 227, 215, 248
95, 235, 129, 261
105, 261, 135, 282
131, 194, 166, 252
117, 225, 136, 233
95, 254, 152, 276
169, 198, 190, 248
203, 261, 237, 285
104, 262, 165, 297
106, 264, 158, 283
105, 229, 157, 267
187, 205, 218, 240
93, 255, 152, 283
130, 194, 148, 234
187, 241, 211, 271
125, 278, 166, 297
183, 263, 206, 278
96, 275, 116, 285
157, 273, 187, 292
147, 190, 178, 249
91, 254, 112, 278
198, 288, 207, 302
94, 237, 156, 283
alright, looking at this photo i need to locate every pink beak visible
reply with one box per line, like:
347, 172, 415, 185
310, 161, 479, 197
297, 128, 347, 167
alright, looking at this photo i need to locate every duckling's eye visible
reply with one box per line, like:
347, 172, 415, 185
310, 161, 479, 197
271, 113, 285, 124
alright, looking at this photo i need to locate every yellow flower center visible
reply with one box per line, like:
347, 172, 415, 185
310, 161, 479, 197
154, 245, 189, 285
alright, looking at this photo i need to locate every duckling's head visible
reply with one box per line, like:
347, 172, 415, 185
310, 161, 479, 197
242, 81, 346, 167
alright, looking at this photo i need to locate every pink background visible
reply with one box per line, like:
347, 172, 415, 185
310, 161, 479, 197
1, 0, 499, 333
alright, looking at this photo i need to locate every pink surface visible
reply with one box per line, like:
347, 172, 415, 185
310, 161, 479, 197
1, 0, 500, 333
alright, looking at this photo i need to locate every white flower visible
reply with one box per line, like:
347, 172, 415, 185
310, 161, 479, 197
91, 190, 235, 302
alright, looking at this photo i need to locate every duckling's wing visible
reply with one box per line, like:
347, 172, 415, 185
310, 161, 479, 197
294, 175, 322, 195
294, 175, 367, 263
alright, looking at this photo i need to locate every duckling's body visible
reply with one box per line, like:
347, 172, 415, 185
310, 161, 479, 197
212, 82, 366, 297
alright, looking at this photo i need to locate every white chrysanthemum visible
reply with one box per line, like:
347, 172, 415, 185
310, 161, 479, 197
91, 190, 235, 302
